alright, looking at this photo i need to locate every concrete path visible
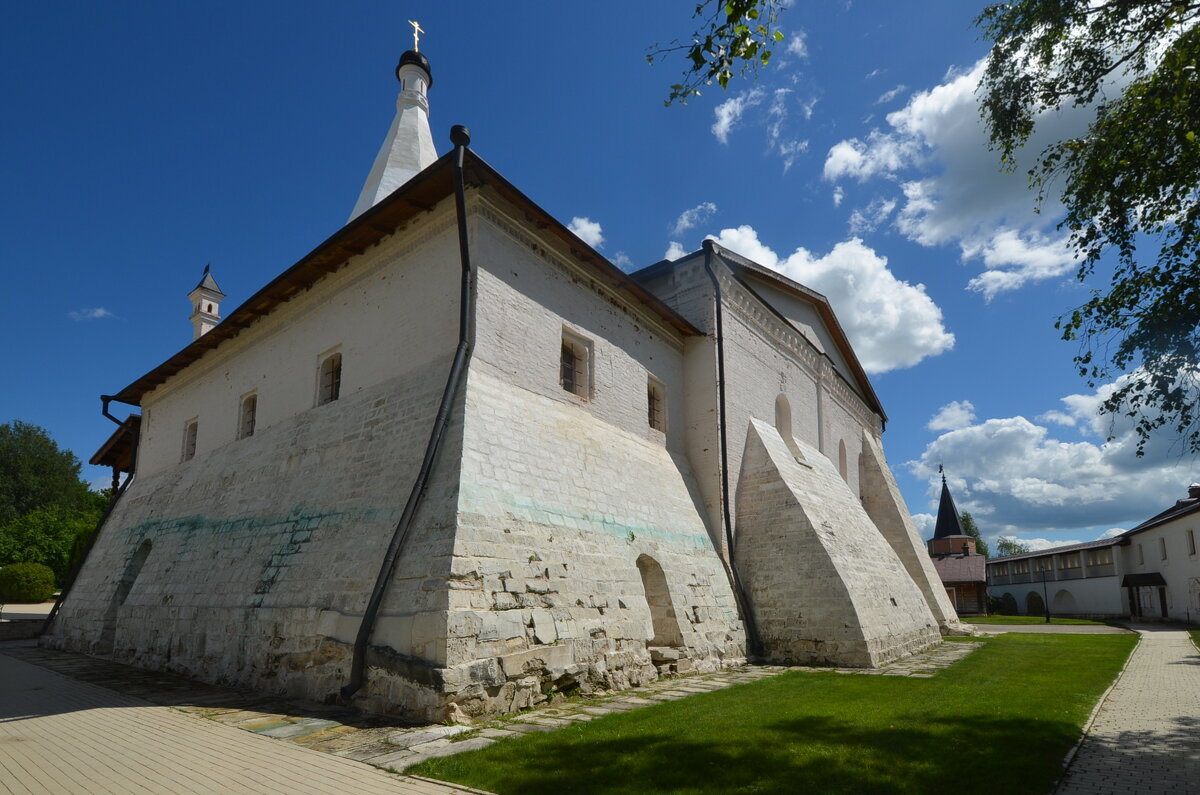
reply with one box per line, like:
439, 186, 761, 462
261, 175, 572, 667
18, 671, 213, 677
1056, 625, 1200, 794
0, 651, 485, 795
970, 623, 1133, 634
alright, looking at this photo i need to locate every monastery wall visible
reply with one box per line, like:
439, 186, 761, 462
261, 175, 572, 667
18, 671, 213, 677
47, 211, 473, 712
432, 209, 745, 718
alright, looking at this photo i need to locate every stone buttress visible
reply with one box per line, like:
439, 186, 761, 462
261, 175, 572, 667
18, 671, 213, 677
734, 419, 941, 666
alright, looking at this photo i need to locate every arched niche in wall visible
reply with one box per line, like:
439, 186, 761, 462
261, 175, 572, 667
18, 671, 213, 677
636, 554, 683, 648
838, 439, 848, 482
774, 394, 805, 462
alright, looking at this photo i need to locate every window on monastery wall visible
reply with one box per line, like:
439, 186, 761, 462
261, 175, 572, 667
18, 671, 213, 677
1087, 547, 1113, 567
1160, 537, 1168, 561
1014, 560, 1029, 575
838, 440, 848, 482
647, 377, 666, 432
1058, 552, 1081, 570
1188, 529, 1196, 556
182, 419, 198, 462
238, 394, 257, 439
318, 352, 342, 406
560, 331, 591, 400
1137, 543, 1145, 565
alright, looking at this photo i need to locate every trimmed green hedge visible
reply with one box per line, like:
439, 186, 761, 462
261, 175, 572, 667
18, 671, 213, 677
0, 561, 56, 603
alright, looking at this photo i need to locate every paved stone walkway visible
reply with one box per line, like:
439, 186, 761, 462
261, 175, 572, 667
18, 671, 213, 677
1056, 625, 1200, 795
1, 637, 981, 779
0, 649, 484, 794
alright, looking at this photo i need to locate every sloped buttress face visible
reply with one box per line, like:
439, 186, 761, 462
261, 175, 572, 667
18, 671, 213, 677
734, 419, 940, 667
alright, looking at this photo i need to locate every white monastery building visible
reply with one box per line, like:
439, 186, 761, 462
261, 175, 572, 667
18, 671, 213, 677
49, 42, 963, 721
987, 484, 1200, 622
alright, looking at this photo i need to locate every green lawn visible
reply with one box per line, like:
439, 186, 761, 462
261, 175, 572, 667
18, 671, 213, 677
964, 615, 1107, 626
1190, 629, 1200, 650
408, 634, 1135, 794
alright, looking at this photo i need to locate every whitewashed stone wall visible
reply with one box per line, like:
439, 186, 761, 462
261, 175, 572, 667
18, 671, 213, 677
427, 206, 746, 718
46, 361, 463, 715
734, 419, 940, 666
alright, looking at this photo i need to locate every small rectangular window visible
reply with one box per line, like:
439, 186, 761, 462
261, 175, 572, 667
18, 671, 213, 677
318, 352, 342, 405
1160, 537, 1168, 561
182, 419, 198, 462
560, 331, 591, 399
647, 377, 666, 432
238, 394, 257, 439
1188, 529, 1196, 556
1137, 543, 1144, 565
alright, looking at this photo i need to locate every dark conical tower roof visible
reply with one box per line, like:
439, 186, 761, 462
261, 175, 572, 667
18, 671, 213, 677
933, 471, 967, 539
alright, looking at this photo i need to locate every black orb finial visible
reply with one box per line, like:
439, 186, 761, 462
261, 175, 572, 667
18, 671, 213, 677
450, 125, 471, 148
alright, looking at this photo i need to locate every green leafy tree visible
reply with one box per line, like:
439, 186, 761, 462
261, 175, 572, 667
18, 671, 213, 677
0, 505, 102, 585
977, 1, 1200, 456
996, 536, 1033, 557
649, 0, 788, 105
959, 511, 990, 558
0, 421, 92, 523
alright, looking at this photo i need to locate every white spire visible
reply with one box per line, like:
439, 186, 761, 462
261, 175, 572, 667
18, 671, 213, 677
348, 48, 437, 222
188, 265, 225, 340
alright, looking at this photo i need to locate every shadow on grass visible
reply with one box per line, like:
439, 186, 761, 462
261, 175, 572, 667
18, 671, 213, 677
411, 713, 1081, 795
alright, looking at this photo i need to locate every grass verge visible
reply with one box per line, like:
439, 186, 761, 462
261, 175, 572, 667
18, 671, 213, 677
964, 615, 1106, 625
1190, 629, 1200, 650
408, 634, 1134, 794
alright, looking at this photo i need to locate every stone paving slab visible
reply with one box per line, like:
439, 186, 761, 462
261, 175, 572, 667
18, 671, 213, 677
0, 649, 482, 794
1, 634, 983, 783
1055, 625, 1200, 795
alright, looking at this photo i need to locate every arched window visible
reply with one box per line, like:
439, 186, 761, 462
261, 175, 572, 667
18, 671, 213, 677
838, 440, 848, 482
318, 353, 342, 405
238, 393, 257, 439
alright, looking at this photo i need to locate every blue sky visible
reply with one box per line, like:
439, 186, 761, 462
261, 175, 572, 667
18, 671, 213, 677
2, 1, 1192, 549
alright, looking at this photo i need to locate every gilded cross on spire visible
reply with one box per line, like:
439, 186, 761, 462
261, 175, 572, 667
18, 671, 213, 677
408, 20, 425, 51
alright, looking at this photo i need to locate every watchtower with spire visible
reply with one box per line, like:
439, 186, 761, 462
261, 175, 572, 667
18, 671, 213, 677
348, 24, 438, 221
188, 265, 225, 340
928, 469, 976, 557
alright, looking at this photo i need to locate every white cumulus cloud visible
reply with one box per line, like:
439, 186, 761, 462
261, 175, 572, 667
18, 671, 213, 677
568, 217, 604, 249
927, 400, 976, 432
823, 58, 1100, 297
672, 202, 718, 237
712, 88, 765, 144
705, 225, 955, 373
848, 197, 897, 235
664, 241, 688, 261
68, 307, 114, 321
908, 375, 1200, 535
876, 84, 908, 105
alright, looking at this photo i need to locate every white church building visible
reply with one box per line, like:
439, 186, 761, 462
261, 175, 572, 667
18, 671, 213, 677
49, 44, 962, 721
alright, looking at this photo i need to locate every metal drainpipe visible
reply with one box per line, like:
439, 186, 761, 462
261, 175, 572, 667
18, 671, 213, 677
41, 396, 141, 635
701, 240, 762, 659
341, 125, 476, 700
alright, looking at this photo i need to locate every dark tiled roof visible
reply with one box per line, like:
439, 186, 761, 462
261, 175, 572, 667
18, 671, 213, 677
1125, 497, 1200, 536
987, 537, 1122, 565
933, 477, 966, 540
931, 553, 986, 583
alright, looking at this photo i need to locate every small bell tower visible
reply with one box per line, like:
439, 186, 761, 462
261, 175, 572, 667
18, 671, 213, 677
188, 265, 225, 340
